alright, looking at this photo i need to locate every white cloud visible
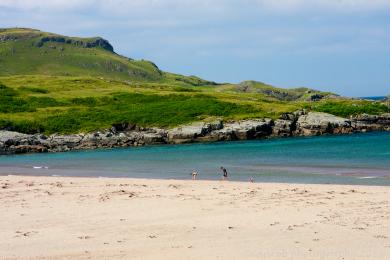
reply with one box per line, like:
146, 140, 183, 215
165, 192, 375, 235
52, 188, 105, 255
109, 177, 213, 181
1, 0, 390, 13
256, 0, 390, 11
0, 0, 91, 10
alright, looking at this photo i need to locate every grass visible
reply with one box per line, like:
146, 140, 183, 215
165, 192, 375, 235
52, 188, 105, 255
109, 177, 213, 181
308, 100, 390, 117
0, 75, 299, 134
0, 83, 64, 113
1, 75, 388, 135
0, 28, 389, 135
0, 88, 257, 134
233, 81, 334, 101
0, 28, 215, 86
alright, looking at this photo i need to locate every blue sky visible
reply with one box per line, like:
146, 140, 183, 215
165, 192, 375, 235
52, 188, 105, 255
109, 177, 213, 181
0, 0, 389, 96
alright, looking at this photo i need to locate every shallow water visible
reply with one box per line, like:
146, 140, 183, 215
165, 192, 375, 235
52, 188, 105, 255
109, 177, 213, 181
1, 132, 390, 185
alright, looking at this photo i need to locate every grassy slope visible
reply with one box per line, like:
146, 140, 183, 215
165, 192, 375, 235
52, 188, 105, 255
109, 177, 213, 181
0, 76, 298, 134
233, 81, 335, 101
0, 28, 389, 134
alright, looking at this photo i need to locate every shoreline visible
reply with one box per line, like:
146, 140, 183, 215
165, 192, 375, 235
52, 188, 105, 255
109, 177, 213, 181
3, 174, 390, 187
1, 111, 389, 155
1, 175, 390, 259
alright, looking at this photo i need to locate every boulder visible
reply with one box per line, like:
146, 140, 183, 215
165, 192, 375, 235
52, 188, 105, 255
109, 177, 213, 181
48, 134, 83, 148
351, 113, 390, 131
167, 121, 222, 143
272, 119, 293, 137
219, 119, 273, 140
295, 112, 352, 136
0, 131, 31, 145
142, 132, 166, 144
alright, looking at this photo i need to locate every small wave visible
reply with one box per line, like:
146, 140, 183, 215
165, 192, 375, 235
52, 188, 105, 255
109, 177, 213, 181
32, 166, 49, 169
51, 174, 61, 177
357, 176, 379, 179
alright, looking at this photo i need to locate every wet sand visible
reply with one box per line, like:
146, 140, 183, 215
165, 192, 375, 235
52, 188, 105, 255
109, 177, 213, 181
1, 175, 390, 259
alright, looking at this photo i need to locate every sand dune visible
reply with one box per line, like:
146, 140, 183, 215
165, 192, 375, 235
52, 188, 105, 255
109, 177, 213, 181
1, 176, 390, 259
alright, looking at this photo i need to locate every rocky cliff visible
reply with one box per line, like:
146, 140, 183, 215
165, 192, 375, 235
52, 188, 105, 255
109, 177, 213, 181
1, 111, 390, 155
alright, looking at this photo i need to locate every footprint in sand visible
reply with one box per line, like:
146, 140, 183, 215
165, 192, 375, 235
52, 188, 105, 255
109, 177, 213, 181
1, 183, 10, 189
15, 230, 38, 238
374, 235, 388, 239
78, 235, 92, 240
99, 195, 110, 202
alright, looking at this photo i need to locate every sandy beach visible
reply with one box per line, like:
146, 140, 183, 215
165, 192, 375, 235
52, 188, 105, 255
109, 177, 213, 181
1, 176, 390, 259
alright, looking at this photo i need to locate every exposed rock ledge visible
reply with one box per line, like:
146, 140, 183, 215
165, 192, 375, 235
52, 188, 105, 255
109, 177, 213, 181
1, 111, 389, 155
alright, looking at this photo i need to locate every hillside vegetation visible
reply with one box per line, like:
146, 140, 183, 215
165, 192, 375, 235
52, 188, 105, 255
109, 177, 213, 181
0, 28, 389, 134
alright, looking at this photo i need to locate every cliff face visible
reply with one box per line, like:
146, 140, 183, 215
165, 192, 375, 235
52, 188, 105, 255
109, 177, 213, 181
1, 112, 390, 155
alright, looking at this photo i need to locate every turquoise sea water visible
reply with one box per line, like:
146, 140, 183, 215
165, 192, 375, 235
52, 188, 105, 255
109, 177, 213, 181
1, 132, 390, 185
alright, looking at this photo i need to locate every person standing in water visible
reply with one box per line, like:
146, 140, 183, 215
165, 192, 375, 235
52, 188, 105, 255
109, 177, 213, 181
191, 170, 198, 180
220, 166, 228, 181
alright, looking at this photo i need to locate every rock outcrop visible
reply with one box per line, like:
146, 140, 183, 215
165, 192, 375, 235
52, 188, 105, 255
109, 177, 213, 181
272, 119, 294, 137
294, 112, 352, 136
1, 111, 390, 155
211, 119, 273, 141
351, 113, 390, 132
167, 121, 223, 144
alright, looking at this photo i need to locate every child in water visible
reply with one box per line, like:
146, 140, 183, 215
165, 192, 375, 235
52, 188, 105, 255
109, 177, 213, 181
191, 170, 198, 180
220, 166, 228, 180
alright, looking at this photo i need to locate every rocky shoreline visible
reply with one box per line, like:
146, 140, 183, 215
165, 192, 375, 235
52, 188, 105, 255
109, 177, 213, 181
1, 111, 389, 155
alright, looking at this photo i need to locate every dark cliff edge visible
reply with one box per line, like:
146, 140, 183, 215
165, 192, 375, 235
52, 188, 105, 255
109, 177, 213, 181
1, 111, 389, 155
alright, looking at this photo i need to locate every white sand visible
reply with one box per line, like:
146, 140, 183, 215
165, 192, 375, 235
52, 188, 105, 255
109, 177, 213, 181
1, 175, 390, 259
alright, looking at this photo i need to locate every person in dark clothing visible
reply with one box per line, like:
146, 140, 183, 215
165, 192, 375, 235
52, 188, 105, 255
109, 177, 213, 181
220, 166, 228, 181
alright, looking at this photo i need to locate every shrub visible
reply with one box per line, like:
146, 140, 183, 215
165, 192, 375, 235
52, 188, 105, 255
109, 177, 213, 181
310, 101, 390, 117
19, 86, 49, 94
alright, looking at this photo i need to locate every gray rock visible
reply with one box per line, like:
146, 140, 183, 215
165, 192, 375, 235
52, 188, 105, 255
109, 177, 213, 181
142, 132, 166, 144
220, 119, 273, 140
295, 112, 352, 135
272, 119, 293, 137
167, 122, 212, 143
351, 113, 390, 131
48, 134, 83, 148
0, 131, 31, 143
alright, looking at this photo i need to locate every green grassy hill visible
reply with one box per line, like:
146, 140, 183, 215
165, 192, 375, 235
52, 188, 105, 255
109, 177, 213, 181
0, 28, 389, 134
0, 28, 215, 86
226, 81, 335, 101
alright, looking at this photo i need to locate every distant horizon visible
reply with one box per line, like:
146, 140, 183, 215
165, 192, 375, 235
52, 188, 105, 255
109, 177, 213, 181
1, 0, 389, 96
